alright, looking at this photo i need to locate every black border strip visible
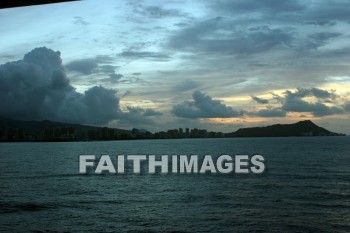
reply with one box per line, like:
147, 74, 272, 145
0, 0, 79, 9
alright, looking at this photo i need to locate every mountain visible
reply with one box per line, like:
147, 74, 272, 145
0, 117, 131, 142
227, 120, 345, 137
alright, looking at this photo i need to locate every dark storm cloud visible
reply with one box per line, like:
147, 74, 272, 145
75, 86, 120, 124
251, 96, 269, 104
281, 88, 343, 116
0, 47, 153, 126
173, 91, 242, 118
172, 80, 199, 92
0, 47, 120, 124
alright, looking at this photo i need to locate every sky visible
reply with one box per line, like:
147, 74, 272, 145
0, 0, 350, 134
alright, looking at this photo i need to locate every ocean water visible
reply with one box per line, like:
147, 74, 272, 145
0, 137, 349, 233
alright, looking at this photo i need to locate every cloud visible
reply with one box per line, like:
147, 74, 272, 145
309, 32, 341, 42
122, 90, 131, 98
344, 103, 350, 112
281, 88, 343, 116
65, 58, 98, 74
172, 80, 199, 92
109, 73, 123, 79
250, 108, 286, 117
119, 51, 170, 61
112, 106, 162, 130
306, 32, 342, 49
271, 92, 285, 103
284, 88, 336, 99
251, 95, 269, 104
104, 73, 124, 84
0, 47, 120, 124
304, 20, 336, 26
158, 1, 350, 98
143, 109, 163, 116
133, 5, 186, 18
285, 101, 342, 116
100, 65, 118, 73
168, 18, 294, 55
126, 106, 162, 116
0, 47, 154, 126
65, 56, 119, 76
73, 16, 89, 26
306, 1, 350, 23
170, 87, 345, 123
76, 86, 120, 124
282, 99, 343, 116
168, 16, 341, 57
211, 0, 350, 24
173, 91, 242, 118
212, 0, 304, 14
97, 73, 144, 85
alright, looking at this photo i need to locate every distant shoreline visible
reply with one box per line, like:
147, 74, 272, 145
0, 118, 346, 142
0, 134, 347, 144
